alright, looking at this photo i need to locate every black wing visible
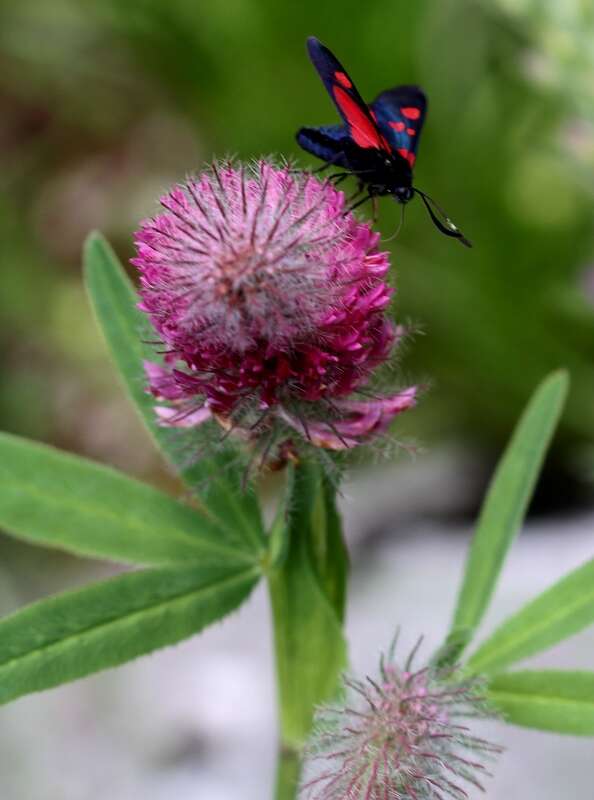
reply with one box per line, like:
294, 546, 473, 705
296, 124, 351, 167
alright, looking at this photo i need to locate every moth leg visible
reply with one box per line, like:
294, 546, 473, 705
371, 194, 379, 223
309, 162, 333, 175
288, 162, 329, 176
345, 192, 373, 214
327, 172, 351, 184
346, 180, 365, 202
292, 152, 345, 176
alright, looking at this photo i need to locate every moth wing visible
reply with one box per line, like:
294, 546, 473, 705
370, 85, 427, 168
306, 36, 390, 153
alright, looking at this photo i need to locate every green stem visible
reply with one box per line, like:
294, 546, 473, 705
267, 461, 349, 799
274, 743, 301, 800
268, 573, 304, 800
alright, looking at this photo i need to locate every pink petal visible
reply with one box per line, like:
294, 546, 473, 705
154, 405, 212, 428
144, 361, 185, 400
278, 387, 416, 451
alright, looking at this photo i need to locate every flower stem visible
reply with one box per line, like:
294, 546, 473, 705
268, 572, 304, 800
267, 461, 349, 799
274, 743, 301, 800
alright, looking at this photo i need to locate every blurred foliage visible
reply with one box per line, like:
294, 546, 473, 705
1, 0, 593, 491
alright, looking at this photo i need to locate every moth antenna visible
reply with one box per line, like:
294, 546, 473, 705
414, 188, 472, 248
382, 202, 406, 243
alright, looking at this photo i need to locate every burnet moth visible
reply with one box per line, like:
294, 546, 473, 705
297, 37, 471, 247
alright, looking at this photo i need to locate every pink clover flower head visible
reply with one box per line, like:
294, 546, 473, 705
132, 160, 415, 452
302, 640, 502, 800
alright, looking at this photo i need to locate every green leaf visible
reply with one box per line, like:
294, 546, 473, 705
268, 463, 348, 746
266, 476, 292, 572
443, 370, 569, 661
467, 556, 594, 675
0, 432, 257, 567
83, 232, 265, 556
488, 670, 594, 736
296, 462, 348, 623
0, 562, 259, 706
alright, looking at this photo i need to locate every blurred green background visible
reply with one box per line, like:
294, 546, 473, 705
1, 0, 594, 505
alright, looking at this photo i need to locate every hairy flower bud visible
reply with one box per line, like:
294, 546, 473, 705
132, 160, 416, 453
302, 641, 502, 800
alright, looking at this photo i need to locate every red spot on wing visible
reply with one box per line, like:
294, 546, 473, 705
406, 127, 416, 135
389, 121, 406, 132
334, 71, 352, 89
401, 107, 421, 120
397, 147, 416, 167
333, 86, 389, 151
